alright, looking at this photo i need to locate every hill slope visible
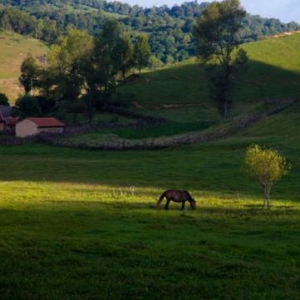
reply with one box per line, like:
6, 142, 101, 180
0, 31, 48, 101
113, 34, 300, 128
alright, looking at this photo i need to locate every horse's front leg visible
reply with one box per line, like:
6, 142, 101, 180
165, 199, 171, 210
181, 201, 186, 210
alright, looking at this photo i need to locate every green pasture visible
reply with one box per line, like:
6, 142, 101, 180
1, 104, 300, 299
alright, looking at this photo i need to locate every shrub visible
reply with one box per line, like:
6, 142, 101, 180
245, 144, 291, 209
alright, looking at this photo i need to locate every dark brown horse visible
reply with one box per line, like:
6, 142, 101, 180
156, 189, 196, 210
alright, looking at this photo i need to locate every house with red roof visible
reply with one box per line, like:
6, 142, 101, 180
16, 117, 65, 138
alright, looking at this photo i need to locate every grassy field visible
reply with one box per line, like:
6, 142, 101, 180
1, 99, 300, 299
0, 32, 300, 299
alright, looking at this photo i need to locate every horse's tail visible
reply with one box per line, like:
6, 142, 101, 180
156, 191, 166, 208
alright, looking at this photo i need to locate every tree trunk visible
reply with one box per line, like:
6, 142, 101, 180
86, 98, 93, 123
73, 112, 78, 124
263, 185, 272, 209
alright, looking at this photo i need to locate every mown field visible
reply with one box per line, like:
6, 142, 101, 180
0, 32, 300, 299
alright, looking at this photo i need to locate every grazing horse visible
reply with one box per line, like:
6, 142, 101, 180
156, 189, 196, 210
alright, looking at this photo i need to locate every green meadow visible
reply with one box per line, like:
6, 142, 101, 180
1, 104, 300, 299
1, 33, 300, 299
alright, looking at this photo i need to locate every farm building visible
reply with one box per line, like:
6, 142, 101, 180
0, 105, 17, 130
16, 117, 65, 138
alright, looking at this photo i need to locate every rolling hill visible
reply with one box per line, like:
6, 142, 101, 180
117, 32, 300, 123
0, 30, 48, 101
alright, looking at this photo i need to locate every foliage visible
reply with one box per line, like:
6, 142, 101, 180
47, 27, 93, 97
41, 28, 94, 121
193, 0, 247, 118
19, 52, 40, 94
120, 31, 134, 79
17, 21, 153, 121
245, 144, 291, 209
15, 94, 42, 119
133, 33, 151, 73
206, 48, 248, 117
148, 55, 163, 69
88, 19, 125, 96
0, 0, 299, 64
0, 5, 57, 42
0, 92, 9, 105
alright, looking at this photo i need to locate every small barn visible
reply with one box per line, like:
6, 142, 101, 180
16, 117, 65, 138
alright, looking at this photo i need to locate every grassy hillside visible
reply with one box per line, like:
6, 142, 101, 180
0, 31, 48, 101
117, 33, 300, 125
235, 33, 300, 105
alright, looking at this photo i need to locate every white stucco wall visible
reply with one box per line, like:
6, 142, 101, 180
16, 119, 39, 138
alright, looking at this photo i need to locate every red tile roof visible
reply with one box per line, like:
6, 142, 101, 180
27, 117, 65, 128
6, 116, 18, 126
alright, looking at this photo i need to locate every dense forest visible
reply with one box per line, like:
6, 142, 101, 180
1, 0, 300, 64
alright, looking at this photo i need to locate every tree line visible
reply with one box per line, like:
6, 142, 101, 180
1, 0, 300, 64
17, 20, 151, 123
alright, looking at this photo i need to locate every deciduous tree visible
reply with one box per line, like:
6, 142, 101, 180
245, 144, 291, 209
15, 95, 41, 119
120, 31, 134, 80
86, 19, 124, 99
193, 0, 247, 119
19, 53, 40, 95
133, 33, 151, 73
0, 93, 9, 106
46, 27, 93, 122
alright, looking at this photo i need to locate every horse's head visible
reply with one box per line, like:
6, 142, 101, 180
190, 199, 196, 210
